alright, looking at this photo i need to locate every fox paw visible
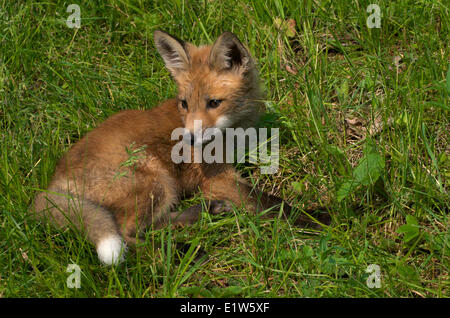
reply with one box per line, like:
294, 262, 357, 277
208, 200, 233, 215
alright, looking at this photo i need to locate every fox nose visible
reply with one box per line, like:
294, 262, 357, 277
183, 131, 196, 145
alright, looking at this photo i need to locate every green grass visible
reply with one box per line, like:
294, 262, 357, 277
0, 0, 448, 297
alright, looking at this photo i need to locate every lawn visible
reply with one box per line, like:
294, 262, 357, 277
0, 0, 448, 297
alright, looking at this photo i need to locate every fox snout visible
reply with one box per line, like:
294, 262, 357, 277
182, 120, 221, 146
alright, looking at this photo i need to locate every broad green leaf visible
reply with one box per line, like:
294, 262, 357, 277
405, 215, 418, 226
397, 264, 420, 284
302, 245, 314, 258
291, 181, 304, 193
336, 140, 385, 201
337, 180, 357, 202
353, 153, 385, 186
397, 215, 419, 243
396, 224, 419, 243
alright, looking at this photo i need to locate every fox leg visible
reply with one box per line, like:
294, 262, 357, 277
199, 166, 330, 228
199, 168, 287, 214
154, 200, 231, 229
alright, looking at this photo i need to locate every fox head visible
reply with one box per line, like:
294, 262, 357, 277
154, 30, 264, 144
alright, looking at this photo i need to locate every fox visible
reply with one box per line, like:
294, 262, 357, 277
33, 30, 329, 265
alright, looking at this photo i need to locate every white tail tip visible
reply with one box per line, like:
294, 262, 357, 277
96, 235, 127, 265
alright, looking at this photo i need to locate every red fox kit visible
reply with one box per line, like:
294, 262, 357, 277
34, 31, 328, 265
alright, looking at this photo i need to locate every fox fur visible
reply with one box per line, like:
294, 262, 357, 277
33, 31, 328, 265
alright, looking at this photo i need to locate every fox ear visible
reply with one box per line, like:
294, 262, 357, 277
154, 30, 190, 76
209, 32, 251, 73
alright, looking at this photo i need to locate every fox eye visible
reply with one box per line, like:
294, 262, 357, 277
207, 99, 222, 109
180, 100, 188, 109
